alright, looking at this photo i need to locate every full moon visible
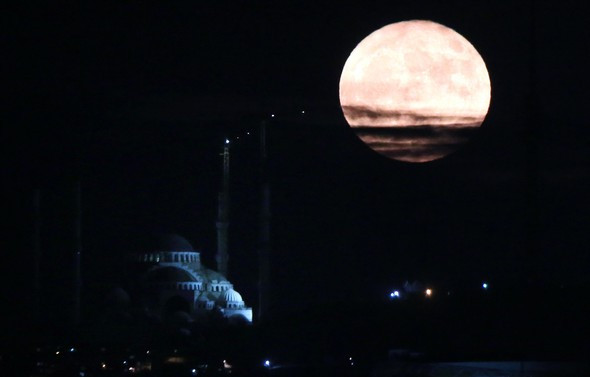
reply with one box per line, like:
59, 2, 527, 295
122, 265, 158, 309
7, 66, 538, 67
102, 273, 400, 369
340, 20, 491, 163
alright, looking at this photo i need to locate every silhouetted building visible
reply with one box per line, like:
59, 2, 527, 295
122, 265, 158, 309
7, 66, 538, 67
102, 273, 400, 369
135, 234, 252, 323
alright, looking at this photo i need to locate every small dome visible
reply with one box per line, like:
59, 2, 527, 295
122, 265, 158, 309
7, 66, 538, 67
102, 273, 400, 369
147, 267, 197, 283
221, 289, 243, 303
106, 287, 130, 306
169, 310, 193, 325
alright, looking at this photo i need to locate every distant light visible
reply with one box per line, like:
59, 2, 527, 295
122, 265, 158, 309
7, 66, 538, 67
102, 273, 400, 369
146, 350, 150, 355
390, 290, 400, 298
192, 369, 197, 375
70, 347, 75, 352
101, 363, 106, 369
271, 114, 275, 118
123, 360, 127, 365
225, 139, 230, 144
349, 357, 352, 361
246, 132, 250, 135
128, 366, 135, 372
482, 282, 488, 289
55, 351, 60, 355
264, 360, 271, 367
301, 110, 305, 114
425, 288, 432, 297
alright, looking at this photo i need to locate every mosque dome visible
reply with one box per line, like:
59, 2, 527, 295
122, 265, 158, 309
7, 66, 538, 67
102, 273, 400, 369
153, 233, 194, 252
105, 287, 130, 306
147, 266, 197, 283
170, 310, 193, 324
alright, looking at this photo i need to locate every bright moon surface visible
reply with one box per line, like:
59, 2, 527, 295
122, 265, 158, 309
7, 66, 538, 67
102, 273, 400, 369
339, 20, 491, 162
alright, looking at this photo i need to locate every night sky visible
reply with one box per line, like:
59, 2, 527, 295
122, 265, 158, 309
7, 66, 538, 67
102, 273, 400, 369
4, 1, 590, 328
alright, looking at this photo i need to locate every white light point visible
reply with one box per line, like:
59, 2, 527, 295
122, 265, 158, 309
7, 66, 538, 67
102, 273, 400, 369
425, 289, 432, 297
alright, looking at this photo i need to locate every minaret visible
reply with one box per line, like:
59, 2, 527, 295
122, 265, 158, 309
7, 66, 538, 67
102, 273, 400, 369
32, 189, 42, 323
216, 139, 230, 278
524, 0, 539, 282
258, 122, 271, 322
72, 181, 82, 326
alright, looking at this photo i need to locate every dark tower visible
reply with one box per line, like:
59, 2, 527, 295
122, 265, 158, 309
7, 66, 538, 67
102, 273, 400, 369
258, 122, 271, 322
72, 181, 82, 326
216, 139, 230, 278
525, 0, 539, 283
32, 189, 42, 323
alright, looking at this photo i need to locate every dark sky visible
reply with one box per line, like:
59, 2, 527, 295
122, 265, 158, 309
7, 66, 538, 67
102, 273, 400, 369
3, 1, 590, 322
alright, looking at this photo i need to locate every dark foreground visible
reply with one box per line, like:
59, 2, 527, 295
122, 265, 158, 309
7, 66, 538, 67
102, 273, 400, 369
2, 286, 589, 376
